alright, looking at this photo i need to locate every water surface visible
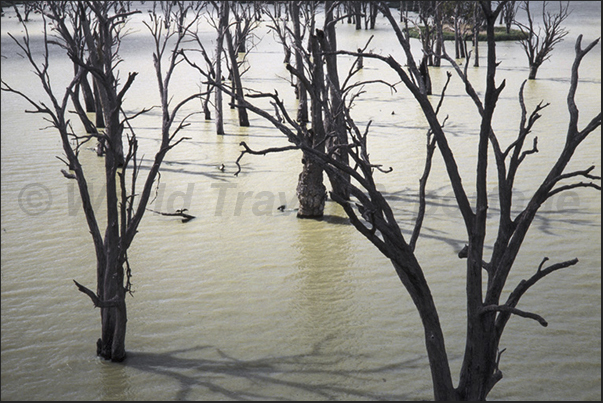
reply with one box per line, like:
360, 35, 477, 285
1, 2, 600, 400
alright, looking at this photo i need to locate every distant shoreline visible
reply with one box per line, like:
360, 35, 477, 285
407, 25, 528, 42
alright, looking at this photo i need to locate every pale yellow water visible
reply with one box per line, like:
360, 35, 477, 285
1, 2, 600, 400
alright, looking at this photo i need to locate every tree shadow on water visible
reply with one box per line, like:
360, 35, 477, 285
123, 340, 422, 401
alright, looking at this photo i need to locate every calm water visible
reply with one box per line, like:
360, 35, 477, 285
1, 2, 600, 401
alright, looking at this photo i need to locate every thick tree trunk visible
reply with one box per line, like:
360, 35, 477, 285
528, 63, 539, 79
296, 153, 327, 218
456, 311, 498, 400
97, 256, 127, 361
97, 98, 128, 360
97, 263, 127, 362
322, 2, 350, 200
296, 34, 327, 218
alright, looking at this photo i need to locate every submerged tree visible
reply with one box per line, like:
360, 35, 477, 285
515, 0, 571, 79
224, 1, 255, 127
2, 1, 203, 361
227, 1, 601, 400
500, 0, 517, 34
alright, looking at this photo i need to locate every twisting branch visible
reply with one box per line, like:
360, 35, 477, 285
410, 71, 452, 251
505, 82, 549, 192
235, 142, 300, 176
517, 136, 539, 165
567, 35, 601, 140
481, 304, 548, 327
73, 280, 120, 308
494, 257, 580, 341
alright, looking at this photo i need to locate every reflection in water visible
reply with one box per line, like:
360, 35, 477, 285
293, 211, 357, 346
124, 344, 418, 401
100, 360, 131, 401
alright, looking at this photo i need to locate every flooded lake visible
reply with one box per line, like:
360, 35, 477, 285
1, 2, 600, 400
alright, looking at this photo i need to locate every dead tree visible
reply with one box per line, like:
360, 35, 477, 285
321, 1, 350, 199
210, 1, 229, 134
42, 2, 97, 135
416, 1, 437, 66
472, 2, 483, 67
222, 1, 600, 399
262, 1, 326, 217
433, 1, 443, 67
264, 2, 293, 64
290, 1, 309, 126
515, 1, 571, 79
501, 0, 517, 34
224, 21, 250, 127
360, 1, 378, 30
230, 1, 254, 54
2, 1, 203, 361
39, 2, 103, 138
352, 1, 362, 30
187, 3, 216, 121
290, 31, 328, 217
11, 1, 37, 23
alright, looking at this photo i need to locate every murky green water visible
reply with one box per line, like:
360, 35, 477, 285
1, 2, 600, 400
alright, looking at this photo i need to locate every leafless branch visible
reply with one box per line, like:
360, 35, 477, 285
547, 182, 601, 198
494, 257, 579, 340
73, 280, 120, 308
482, 304, 548, 327
235, 141, 300, 176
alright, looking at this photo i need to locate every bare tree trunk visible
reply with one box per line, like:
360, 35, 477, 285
434, 2, 443, 67
528, 63, 539, 80
368, 2, 378, 29
203, 85, 212, 120
322, 1, 350, 200
290, 2, 308, 126
69, 71, 96, 134
419, 55, 432, 95
473, 4, 480, 67
296, 32, 327, 218
215, 1, 228, 135
353, 1, 361, 30
225, 26, 249, 126
297, 150, 327, 218
80, 73, 96, 113
454, 4, 461, 59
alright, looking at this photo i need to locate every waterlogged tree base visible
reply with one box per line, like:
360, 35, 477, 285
97, 338, 127, 362
296, 158, 327, 218
297, 211, 324, 219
